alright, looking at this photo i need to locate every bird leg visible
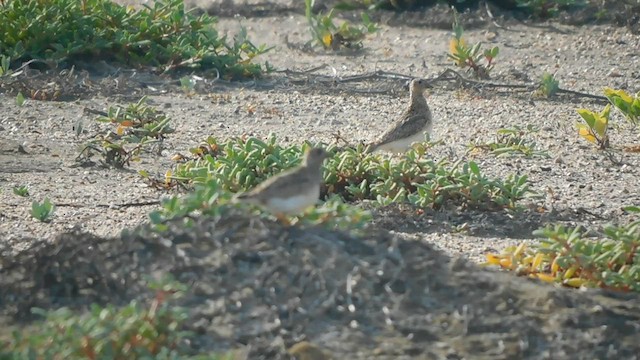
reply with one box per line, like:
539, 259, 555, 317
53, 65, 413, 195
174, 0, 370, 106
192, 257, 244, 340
274, 213, 292, 227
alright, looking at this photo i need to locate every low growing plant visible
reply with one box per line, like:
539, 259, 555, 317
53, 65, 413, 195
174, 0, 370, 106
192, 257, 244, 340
149, 180, 372, 232
0, 278, 233, 359
12, 185, 29, 197
305, 0, 378, 50
148, 134, 535, 225
77, 96, 173, 167
576, 104, 610, 150
0, 0, 271, 78
486, 213, 640, 293
537, 72, 560, 98
468, 125, 549, 158
604, 87, 640, 126
31, 198, 54, 222
448, 10, 499, 79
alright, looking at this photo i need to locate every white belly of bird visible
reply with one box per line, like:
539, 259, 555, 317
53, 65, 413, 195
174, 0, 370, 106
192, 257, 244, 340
376, 131, 428, 153
265, 189, 320, 214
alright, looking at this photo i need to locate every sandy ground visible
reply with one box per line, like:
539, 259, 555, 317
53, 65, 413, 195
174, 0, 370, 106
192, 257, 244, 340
1, 9, 639, 263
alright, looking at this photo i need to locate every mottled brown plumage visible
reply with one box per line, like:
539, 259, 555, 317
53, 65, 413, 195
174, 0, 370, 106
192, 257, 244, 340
233, 148, 328, 218
370, 78, 433, 153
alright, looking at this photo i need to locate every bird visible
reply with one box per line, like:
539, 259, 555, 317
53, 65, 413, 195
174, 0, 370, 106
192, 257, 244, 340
369, 78, 433, 153
233, 147, 329, 222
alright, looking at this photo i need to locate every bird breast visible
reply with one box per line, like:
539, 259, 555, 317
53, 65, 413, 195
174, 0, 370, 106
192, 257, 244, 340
264, 186, 321, 214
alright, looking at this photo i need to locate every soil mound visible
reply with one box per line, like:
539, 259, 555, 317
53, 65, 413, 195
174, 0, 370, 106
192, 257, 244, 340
2, 211, 639, 358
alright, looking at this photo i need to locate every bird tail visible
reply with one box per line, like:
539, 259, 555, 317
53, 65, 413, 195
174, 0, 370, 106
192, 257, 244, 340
232, 192, 255, 204
364, 142, 378, 154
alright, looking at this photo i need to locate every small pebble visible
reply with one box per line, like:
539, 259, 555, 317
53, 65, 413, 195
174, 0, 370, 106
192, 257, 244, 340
608, 68, 623, 77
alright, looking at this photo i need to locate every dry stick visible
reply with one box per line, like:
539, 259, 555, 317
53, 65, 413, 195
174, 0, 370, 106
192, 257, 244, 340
428, 68, 609, 103
281, 68, 412, 84
275, 64, 329, 74
557, 87, 609, 102
284, 67, 608, 103
429, 68, 530, 90
54, 200, 161, 208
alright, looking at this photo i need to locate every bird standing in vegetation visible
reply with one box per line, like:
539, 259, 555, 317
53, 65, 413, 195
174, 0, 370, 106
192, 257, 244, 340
369, 78, 433, 153
233, 147, 328, 222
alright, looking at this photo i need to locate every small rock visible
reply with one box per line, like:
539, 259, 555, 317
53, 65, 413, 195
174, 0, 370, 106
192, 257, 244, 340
485, 31, 497, 41
608, 68, 623, 77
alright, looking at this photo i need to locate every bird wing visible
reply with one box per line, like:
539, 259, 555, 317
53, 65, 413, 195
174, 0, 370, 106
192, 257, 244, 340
236, 166, 313, 202
374, 111, 431, 146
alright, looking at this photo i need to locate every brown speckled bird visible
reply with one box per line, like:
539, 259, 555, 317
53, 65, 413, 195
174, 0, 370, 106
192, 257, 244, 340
233, 148, 328, 221
369, 78, 433, 153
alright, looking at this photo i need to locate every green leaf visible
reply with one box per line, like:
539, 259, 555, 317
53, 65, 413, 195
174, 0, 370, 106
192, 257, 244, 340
601, 103, 611, 120
15, 92, 25, 106
623, 206, 640, 213
470, 42, 482, 57
593, 105, 609, 137
576, 109, 597, 128
469, 161, 480, 176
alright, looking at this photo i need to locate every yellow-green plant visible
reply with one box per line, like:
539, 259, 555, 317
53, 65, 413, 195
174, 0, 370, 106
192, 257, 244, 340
305, 0, 378, 50
486, 211, 640, 293
448, 11, 499, 79
604, 88, 640, 126
576, 104, 610, 149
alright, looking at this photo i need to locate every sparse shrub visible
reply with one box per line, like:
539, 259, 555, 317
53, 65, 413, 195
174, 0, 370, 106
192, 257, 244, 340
448, 10, 499, 79
575, 87, 640, 149
305, 0, 378, 50
77, 96, 173, 167
537, 72, 560, 98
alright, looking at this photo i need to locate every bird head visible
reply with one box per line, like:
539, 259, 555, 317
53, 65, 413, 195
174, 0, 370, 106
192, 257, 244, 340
303, 147, 329, 167
409, 78, 431, 93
